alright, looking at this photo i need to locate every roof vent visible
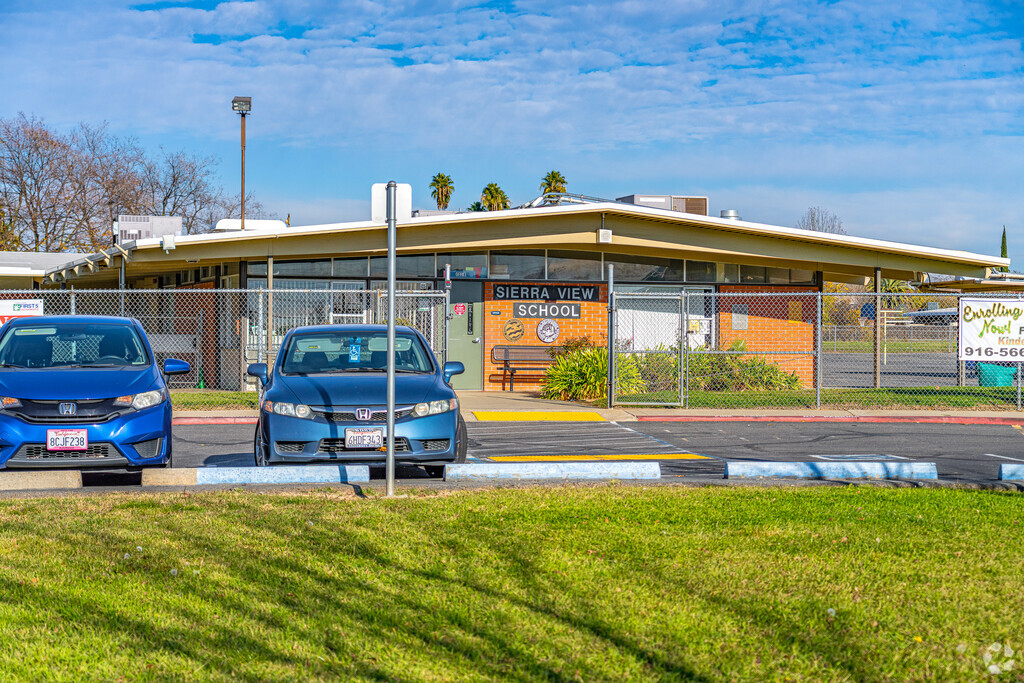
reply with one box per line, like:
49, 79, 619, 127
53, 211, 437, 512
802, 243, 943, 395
720, 209, 741, 221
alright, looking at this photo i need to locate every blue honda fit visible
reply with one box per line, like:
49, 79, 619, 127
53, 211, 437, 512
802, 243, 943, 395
248, 324, 466, 476
0, 315, 191, 469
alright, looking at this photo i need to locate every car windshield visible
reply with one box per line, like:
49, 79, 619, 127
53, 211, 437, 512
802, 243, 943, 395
0, 323, 149, 369
281, 332, 434, 374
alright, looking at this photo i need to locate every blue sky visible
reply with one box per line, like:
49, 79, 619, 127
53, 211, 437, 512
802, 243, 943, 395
1, 0, 1022, 263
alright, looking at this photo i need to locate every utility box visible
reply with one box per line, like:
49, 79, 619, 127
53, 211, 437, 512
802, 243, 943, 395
116, 215, 182, 243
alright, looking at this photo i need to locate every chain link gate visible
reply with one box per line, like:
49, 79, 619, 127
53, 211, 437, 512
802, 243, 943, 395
611, 291, 1024, 411
0, 289, 448, 409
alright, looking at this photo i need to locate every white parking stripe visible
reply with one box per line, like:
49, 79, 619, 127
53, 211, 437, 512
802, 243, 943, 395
983, 453, 1024, 462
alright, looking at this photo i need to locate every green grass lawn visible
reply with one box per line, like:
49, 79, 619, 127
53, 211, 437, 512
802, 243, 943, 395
0, 486, 1021, 681
170, 390, 259, 410
614, 386, 1024, 410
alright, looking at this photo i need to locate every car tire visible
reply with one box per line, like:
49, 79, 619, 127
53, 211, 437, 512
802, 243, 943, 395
454, 414, 468, 464
254, 421, 269, 467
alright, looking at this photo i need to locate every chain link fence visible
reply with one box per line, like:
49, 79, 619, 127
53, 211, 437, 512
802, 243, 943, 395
0, 289, 448, 409
612, 291, 1024, 410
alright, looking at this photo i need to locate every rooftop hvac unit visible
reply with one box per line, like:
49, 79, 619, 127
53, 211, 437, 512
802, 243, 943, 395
116, 215, 182, 243
616, 195, 708, 216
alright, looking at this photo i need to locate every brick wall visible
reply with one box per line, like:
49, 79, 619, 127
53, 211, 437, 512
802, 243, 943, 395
484, 282, 608, 391
717, 285, 818, 387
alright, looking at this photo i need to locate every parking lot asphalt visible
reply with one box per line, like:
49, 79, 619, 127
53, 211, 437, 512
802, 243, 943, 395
170, 418, 1024, 483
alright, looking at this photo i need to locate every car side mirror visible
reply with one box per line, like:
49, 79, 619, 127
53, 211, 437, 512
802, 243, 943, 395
247, 362, 269, 386
443, 361, 464, 383
163, 358, 191, 376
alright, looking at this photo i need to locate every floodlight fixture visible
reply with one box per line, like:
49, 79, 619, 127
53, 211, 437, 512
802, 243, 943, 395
231, 96, 252, 113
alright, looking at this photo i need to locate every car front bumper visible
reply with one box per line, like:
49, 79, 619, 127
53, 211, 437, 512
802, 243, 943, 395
0, 403, 172, 469
262, 409, 459, 465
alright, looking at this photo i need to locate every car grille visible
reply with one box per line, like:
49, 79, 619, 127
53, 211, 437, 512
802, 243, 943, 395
420, 439, 450, 452
317, 437, 410, 453
6, 399, 124, 424
132, 438, 163, 460
275, 441, 306, 453
315, 407, 414, 423
14, 443, 118, 460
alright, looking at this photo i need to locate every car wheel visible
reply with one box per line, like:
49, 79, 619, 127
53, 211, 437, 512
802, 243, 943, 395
254, 421, 269, 467
454, 414, 468, 464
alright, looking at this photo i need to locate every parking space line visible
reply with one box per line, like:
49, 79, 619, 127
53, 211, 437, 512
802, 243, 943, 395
984, 453, 1024, 462
472, 411, 605, 422
487, 453, 708, 461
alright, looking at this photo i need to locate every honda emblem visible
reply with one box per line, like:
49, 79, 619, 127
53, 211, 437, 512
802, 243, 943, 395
59, 402, 77, 416
355, 408, 372, 421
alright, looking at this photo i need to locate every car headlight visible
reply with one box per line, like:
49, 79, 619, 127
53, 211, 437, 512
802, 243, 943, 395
113, 390, 165, 411
263, 400, 313, 419
412, 398, 458, 417
0, 396, 22, 410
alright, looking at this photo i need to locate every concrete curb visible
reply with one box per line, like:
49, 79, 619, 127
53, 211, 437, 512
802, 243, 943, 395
142, 466, 371, 486
638, 415, 1024, 426
725, 461, 938, 480
444, 461, 661, 481
998, 464, 1024, 480
0, 470, 82, 490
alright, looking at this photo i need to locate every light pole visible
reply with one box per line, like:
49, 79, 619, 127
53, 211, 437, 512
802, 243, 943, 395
231, 96, 252, 229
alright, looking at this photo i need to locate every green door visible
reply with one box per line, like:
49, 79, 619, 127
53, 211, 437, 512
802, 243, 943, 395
448, 281, 483, 390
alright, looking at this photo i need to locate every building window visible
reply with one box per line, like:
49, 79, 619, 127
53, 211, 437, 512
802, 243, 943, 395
436, 253, 487, 279
790, 269, 816, 284
490, 251, 545, 280
333, 257, 369, 277
370, 254, 436, 278
605, 255, 685, 282
547, 251, 602, 281
739, 265, 766, 283
685, 261, 715, 282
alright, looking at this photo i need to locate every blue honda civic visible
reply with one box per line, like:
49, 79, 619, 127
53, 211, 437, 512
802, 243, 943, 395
247, 324, 466, 476
0, 315, 191, 469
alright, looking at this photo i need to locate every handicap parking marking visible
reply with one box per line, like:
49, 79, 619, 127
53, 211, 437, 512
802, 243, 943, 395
811, 454, 908, 461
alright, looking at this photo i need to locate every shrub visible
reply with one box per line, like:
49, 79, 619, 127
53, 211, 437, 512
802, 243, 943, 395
686, 340, 801, 392
541, 347, 645, 401
549, 335, 596, 358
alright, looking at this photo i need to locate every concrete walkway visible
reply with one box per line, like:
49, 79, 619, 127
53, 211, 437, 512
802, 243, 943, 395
173, 391, 1024, 424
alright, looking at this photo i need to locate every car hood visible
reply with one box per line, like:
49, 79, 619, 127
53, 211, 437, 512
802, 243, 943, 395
275, 372, 442, 407
0, 367, 158, 400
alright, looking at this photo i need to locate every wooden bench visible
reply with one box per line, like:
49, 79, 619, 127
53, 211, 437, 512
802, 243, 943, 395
491, 345, 562, 391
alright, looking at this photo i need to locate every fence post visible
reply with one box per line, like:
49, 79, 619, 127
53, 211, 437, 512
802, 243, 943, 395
683, 290, 690, 410
257, 289, 265, 364
873, 268, 882, 388
69, 288, 76, 316
678, 294, 685, 407
606, 264, 615, 408
443, 289, 450, 366
816, 293, 822, 409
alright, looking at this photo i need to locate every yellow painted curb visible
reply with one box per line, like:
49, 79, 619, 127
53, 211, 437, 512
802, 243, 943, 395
488, 453, 707, 461
472, 411, 606, 422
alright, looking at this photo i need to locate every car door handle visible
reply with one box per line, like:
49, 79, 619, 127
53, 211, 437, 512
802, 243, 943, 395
472, 338, 481, 343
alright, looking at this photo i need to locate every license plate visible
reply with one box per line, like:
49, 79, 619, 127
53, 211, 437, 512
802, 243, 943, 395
344, 428, 384, 450
47, 429, 88, 451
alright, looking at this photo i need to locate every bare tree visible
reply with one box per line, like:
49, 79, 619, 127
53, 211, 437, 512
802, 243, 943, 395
0, 114, 273, 251
796, 206, 846, 235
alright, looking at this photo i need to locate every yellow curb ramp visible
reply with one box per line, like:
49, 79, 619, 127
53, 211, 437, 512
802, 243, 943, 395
0, 471, 82, 490
489, 453, 706, 461
141, 469, 199, 486
472, 411, 605, 422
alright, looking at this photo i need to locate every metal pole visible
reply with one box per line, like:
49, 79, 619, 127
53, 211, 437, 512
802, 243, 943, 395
266, 255, 273, 361
257, 289, 264, 364
815, 292, 822, 408
606, 264, 614, 408
69, 288, 75, 316
683, 290, 690, 409
118, 256, 126, 316
1018, 362, 1021, 411
385, 181, 397, 497
444, 263, 451, 366
873, 267, 882, 389
678, 294, 685, 406
240, 112, 247, 230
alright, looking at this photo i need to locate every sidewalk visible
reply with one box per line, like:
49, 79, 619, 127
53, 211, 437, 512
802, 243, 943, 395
174, 392, 1024, 424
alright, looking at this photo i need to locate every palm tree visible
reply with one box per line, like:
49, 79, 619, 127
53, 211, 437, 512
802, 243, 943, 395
429, 173, 454, 210
468, 201, 485, 212
480, 183, 510, 211
540, 170, 566, 195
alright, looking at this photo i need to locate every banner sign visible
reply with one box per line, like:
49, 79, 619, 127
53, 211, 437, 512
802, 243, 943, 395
0, 300, 44, 326
958, 298, 1024, 361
